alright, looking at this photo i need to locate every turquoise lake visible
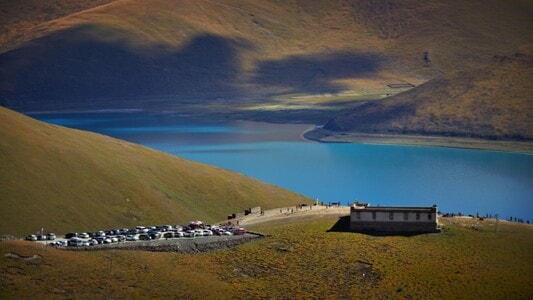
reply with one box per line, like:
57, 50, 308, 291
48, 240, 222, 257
30, 111, 533, 221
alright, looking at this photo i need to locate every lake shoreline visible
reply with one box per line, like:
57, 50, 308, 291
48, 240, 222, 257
303, 128, 533, 154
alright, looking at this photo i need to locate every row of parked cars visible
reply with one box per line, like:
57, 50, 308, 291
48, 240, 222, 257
25, 233, 56, 241
25, 223, 247, 247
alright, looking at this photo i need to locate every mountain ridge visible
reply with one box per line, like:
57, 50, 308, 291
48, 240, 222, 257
1, 0, 531, 140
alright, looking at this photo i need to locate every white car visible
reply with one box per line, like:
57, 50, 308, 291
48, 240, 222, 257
68, 237, 84, 247
126, 234, 139, 241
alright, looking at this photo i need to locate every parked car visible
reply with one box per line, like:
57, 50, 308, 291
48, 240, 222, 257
25, 235, 37, 241
149, 232, 161, 240
139, 234, 151, 240
77, 232, 90, 239
46, 233, 56, 240
68, 237, 84, 247
93, 231, 106, 238
88, 239, 99, 246
55, 240, 67, 247
126, 234, 139, 241
65, 232, 77, 239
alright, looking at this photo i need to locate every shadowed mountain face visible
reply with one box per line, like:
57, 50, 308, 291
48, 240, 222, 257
251, 52, 384, 93
1, 26, 242, 108
0, 0, 532, 141
0, 24, 384, 110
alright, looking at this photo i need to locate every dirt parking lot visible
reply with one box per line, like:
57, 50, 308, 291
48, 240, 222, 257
62, 233, 264, 254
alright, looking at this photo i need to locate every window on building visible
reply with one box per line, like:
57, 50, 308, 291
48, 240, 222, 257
428, 214, 432, 220
356, 211, 361, 219
404, 212, 409, 220
389, 212, 394, 220
416, 213, 420, 220
372, 212, 376, 220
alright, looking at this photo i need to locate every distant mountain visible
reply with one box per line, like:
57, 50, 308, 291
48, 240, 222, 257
324, 51, 533, 140
0, 107, 310, 236
0, 0, 531, 140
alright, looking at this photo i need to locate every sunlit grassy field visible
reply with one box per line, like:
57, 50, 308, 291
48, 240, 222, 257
2, 216, 531, 299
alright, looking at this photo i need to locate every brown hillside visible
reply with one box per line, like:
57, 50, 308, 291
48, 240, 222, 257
0, 0, 115, 51
0, 0, 531, 139
325, 50, 533, 140
0, 107, 310, 236
6, 0, 529, 109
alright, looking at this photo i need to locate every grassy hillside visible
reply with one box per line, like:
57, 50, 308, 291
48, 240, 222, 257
0, 107, 310, 236
325, 51, 533, 140
0, 0, 531, 137
1, 216, 531, 298
0, 0, 115, 51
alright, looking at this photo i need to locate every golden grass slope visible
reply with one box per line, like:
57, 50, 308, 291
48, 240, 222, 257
1, 216, 531, 298
0, 0, 115, 51
325, 51, 533, 140
7, 0, 530, 109
0, 107, 310, 236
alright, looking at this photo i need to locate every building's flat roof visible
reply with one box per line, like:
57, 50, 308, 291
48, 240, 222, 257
351, 206, 437, 212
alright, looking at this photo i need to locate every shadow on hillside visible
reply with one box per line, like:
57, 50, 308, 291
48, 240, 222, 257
250, 52, 384, 93
0, 24, 385, 111
0, 25, 246, 109
326, 216, 434, 237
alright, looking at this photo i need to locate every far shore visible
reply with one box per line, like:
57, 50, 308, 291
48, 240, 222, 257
23, 109, 533, 154
303, 128, 533, 154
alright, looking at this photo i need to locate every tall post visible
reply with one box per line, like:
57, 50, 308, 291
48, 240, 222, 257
495, 214, 499, 233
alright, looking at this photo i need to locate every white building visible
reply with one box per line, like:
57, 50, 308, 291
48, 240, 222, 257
350, 203, 439, 234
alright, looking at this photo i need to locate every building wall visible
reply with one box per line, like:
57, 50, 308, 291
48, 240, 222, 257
349, 207, 438, 233
350, 211, 435, 223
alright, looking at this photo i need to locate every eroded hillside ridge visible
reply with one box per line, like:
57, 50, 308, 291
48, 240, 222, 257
324, 51, 533, 141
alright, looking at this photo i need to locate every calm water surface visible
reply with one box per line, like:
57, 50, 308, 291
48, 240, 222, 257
30, 112, 533, 221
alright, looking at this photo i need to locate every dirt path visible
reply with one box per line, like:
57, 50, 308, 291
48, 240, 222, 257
231, 205, 350, 227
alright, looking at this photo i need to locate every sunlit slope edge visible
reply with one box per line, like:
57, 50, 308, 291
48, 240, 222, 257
0, 107, 310, 236
0, 0, 115, 51
324, 51, 533, 141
